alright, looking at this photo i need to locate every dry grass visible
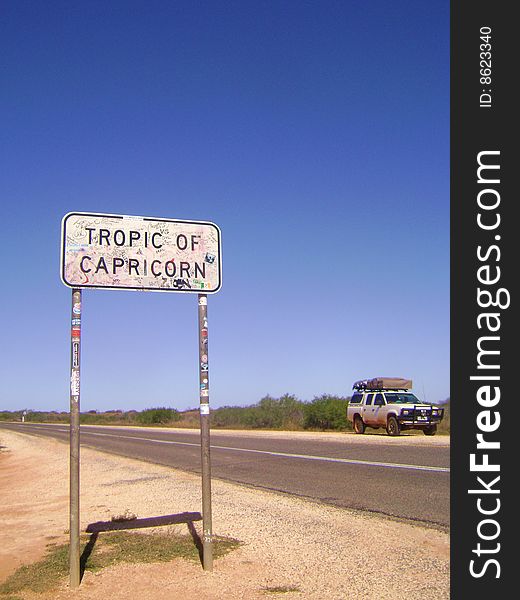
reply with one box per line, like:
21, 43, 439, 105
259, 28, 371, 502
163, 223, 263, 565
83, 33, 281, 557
0, 531, 241, 597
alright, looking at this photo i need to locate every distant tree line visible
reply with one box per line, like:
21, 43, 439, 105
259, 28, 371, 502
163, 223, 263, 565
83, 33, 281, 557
0, 407, 181, 426
0, 395, 350, 431
0, 396, 450, 433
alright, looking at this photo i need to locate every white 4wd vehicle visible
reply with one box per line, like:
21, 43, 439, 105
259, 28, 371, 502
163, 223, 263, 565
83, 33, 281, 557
346, 377, 444, 436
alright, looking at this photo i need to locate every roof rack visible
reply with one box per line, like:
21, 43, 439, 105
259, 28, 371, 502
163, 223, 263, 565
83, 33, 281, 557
352, 377, 412, 391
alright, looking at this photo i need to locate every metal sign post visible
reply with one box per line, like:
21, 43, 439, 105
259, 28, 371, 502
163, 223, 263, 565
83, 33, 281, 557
198, 294, 213, 570
69, 288, 82, 588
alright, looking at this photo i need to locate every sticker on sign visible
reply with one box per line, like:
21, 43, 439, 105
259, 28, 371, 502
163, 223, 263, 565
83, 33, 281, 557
61, 212, 222, 293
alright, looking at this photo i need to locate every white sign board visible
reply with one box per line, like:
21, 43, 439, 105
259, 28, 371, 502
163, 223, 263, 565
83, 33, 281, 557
61, 212, 222, 293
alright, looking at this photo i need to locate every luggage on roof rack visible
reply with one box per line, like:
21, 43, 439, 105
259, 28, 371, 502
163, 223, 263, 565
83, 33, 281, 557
353, 377, 412, 391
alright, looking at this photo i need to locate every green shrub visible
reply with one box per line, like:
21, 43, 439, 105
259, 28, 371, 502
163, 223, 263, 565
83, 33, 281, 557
303, 394, 349, 430
210, 394, 304, 430
136, 407, 181, 425
0, 411, 22, 421
211, 406, 251, 428
248, 394, 304, 429
437, 399, 450, 434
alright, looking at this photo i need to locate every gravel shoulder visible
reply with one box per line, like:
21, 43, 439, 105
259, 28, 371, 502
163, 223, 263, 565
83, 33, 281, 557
0, 429, 449, 599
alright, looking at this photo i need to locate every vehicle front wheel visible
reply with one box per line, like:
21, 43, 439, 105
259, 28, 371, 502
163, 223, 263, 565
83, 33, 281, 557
353, 415, 365, 434
386, 416, 400, 436
423, 425, 437, 436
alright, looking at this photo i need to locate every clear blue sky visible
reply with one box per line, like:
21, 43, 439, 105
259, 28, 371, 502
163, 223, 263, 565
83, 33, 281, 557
0, 1, 449, 412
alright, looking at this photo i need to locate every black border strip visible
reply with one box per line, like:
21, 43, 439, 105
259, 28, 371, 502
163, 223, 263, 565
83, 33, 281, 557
451, 2, 513, 596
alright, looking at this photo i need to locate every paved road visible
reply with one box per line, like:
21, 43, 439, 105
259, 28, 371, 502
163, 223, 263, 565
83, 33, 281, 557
0, 423, 449, 529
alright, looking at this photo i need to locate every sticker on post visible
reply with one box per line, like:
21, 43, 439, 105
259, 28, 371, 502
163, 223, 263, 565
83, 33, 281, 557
198, 296, 207, 305
200, 404, 210, 415
70, 371, 80, 395
72, 342, 80, 368
73, 303, 81, 315
200, 389, 209, 397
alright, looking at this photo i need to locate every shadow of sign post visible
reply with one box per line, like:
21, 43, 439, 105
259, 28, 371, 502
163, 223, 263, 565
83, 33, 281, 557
61, 212, 222, 587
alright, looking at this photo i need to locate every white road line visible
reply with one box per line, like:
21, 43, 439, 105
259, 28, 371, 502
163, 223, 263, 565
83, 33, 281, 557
17, 425, 449, 473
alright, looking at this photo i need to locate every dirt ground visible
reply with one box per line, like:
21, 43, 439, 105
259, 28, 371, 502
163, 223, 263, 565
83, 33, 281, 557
0, 429, 449, 599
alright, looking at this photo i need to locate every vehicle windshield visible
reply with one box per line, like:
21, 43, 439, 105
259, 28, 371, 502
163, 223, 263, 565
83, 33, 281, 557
385, 393, 421, 404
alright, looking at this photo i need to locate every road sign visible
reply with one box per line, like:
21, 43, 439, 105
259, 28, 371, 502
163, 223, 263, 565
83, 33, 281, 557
61, 212, 222, 293
61, 211, 220, 584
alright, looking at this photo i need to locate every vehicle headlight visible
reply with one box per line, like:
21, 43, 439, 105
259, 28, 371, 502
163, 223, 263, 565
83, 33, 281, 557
401, 409, 413, 416
432, 409, 440, 416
